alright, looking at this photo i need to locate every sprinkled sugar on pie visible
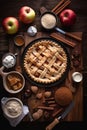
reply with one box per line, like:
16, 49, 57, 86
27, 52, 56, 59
23, 39, 68, 84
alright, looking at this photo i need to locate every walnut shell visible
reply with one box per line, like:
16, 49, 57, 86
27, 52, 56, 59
36, 93, 43, 99
32, 109, 43, 120
44, 91, 52, 98
31, 86, 38, 94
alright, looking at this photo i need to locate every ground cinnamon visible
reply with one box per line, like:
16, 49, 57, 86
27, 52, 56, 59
14, 35, 25, 46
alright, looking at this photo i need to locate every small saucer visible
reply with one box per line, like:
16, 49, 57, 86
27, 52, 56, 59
72, 72, 83, 83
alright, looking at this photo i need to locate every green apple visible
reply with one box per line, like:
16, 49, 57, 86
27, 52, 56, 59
2, 17, 19, 34
19, 6, 36, 24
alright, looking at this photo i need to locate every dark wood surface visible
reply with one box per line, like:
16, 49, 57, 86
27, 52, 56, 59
19, 32, 82, 122
0, 0, 87, 129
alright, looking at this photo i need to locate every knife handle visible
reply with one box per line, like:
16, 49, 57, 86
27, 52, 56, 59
46, 118, 59, 130
65, 32, 82, 41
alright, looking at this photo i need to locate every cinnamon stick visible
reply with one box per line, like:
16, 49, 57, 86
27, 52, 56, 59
52, 0, 71, 15
50, 33, 76, 48
49, 104, 57, 107
45, 97, 55, 101
47, 100, 56, 104
37, 106, 54, 110
55, 0, 71, 15
50, 32, 76, 47
52, 0, 65, 12
52, 108, 64, 117
66, 32, 82, 41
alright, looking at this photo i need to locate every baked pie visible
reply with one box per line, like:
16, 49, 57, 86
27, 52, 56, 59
23, 39, 68, 84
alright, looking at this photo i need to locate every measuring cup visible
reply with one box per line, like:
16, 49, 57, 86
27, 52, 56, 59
0, 66, 25, 94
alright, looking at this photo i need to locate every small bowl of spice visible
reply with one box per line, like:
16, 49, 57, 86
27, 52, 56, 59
14, 35, 25, 47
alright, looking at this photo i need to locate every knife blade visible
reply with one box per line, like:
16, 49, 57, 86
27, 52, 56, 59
46, 101, 74, 130
58, 101, 74, 120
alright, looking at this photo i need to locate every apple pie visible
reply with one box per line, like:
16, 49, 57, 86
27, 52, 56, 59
23, 39, 68, 84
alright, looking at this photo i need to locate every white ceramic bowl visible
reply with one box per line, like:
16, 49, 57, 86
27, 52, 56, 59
1, 97, 23, 119
72, 72, 83, 83
5, 71, 25, 94
0, 67, 25, 94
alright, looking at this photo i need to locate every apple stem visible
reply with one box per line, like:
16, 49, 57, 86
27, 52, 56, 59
64, 12, 69, 17
9, 22, 13, 26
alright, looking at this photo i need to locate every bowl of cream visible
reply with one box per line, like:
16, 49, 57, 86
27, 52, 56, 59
1, 97, 23, 119
72, 72, 83, 83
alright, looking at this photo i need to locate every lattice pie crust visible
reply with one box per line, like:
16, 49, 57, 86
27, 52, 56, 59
24, 39, 67, 84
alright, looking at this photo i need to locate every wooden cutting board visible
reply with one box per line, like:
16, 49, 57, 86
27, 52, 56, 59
9, 31, 83, 122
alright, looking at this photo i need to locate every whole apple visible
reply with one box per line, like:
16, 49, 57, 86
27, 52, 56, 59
59, 9, 76, 27
2, 17, 19, 34
19, 6, 36, 24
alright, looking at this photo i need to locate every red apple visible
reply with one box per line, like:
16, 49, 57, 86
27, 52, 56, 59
59, 9, 76, 27
19, 6, 36, 24
2, 17, 19, 34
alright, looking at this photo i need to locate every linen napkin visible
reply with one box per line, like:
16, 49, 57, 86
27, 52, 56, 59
4, 105, 29, 127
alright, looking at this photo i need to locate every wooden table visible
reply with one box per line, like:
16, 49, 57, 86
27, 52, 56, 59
8, 31, 83, 122
0, 0, 87, 129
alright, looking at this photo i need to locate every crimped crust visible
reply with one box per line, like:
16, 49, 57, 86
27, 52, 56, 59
23, 40, 67, 84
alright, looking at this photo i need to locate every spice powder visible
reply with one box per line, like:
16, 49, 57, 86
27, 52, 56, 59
14, 35, 25, 46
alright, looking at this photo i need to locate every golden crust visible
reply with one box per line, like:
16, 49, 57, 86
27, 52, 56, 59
23, 40, 67, 84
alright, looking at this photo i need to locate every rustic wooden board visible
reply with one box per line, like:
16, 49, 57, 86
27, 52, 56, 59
9, 31, 83, 122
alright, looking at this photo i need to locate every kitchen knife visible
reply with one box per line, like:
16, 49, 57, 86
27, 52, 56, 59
46, 101, 74, 130
55, 27, 82, 41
